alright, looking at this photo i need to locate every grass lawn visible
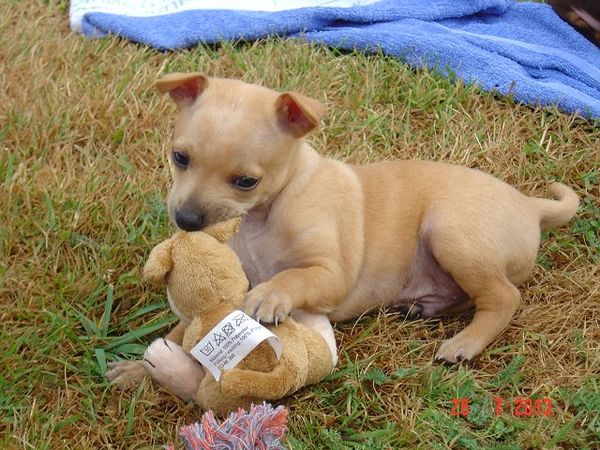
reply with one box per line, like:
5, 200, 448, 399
1, 1, 599, 448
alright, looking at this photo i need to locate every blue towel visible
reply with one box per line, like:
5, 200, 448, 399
71, 0, 600, 118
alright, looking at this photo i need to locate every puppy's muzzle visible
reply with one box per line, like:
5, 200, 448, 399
175, 207, 204, 231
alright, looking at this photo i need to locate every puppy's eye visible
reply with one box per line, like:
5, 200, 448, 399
172, 151, 189, 168
232, 176, 260, 191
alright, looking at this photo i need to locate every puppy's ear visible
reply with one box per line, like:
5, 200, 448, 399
203, 218, 240, 243
143, 236, 176, 285
155, 73, 208, 109
276, 92, 325, 137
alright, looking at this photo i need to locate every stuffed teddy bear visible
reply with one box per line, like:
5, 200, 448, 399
142, 219, 337, 416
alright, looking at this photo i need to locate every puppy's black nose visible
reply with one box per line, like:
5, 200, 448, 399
175, 208, 204, 231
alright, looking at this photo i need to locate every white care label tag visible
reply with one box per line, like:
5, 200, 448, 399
189, 310, 282, 381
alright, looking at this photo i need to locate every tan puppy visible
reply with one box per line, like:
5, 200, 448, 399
154, 74, 579, 365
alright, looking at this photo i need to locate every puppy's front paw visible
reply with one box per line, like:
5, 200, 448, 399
106, 360, 148, 387
243, 283, 293, 324
435, 332, 484, 364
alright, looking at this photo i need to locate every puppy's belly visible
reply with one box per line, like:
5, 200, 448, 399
333, 235, 468, 321
395, 276, 467, 318
396, 236, 468, 317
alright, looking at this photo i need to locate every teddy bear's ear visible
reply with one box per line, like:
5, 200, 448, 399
203, 218, 241, 243
143, 236, 176, 285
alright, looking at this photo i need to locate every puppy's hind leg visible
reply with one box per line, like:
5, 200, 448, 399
428, 225, 522, 363
435, 279, 520, 363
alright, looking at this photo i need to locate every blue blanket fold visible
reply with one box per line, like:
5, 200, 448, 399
72, 0, 600, 118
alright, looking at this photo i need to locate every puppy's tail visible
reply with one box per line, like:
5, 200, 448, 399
531, 182, 579, 231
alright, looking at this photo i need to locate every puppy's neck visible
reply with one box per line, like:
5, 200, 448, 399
246, 142, 321, 222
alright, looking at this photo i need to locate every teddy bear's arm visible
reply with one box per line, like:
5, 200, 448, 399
203, 218, 240, 242
165, 321, 187, 345
182, 317, 204, 353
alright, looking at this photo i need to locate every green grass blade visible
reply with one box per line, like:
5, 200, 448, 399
488, 355, 526, 388
112, 343, 147, 356
95, 348, 106, 375
53, 415, 81, 433
3, 154, 15, 185
68, 305, 101, 337
100, 284, 114, 338
125, 383, 145, 437
120, 302, 167, 325
546, 411, 585, 448
103, 318, 174, 351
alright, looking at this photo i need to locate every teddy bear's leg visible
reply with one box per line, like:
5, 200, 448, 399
196, 374, 253, 417
290, 309, 338, 366
142, 338, 206, 402
105, 359, 147, 386
220, 354, 306, 400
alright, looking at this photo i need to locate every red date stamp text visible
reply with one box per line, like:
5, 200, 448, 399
451, 397, 552, 417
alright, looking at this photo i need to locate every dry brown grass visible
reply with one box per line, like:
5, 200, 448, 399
1, 1, 599, 448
